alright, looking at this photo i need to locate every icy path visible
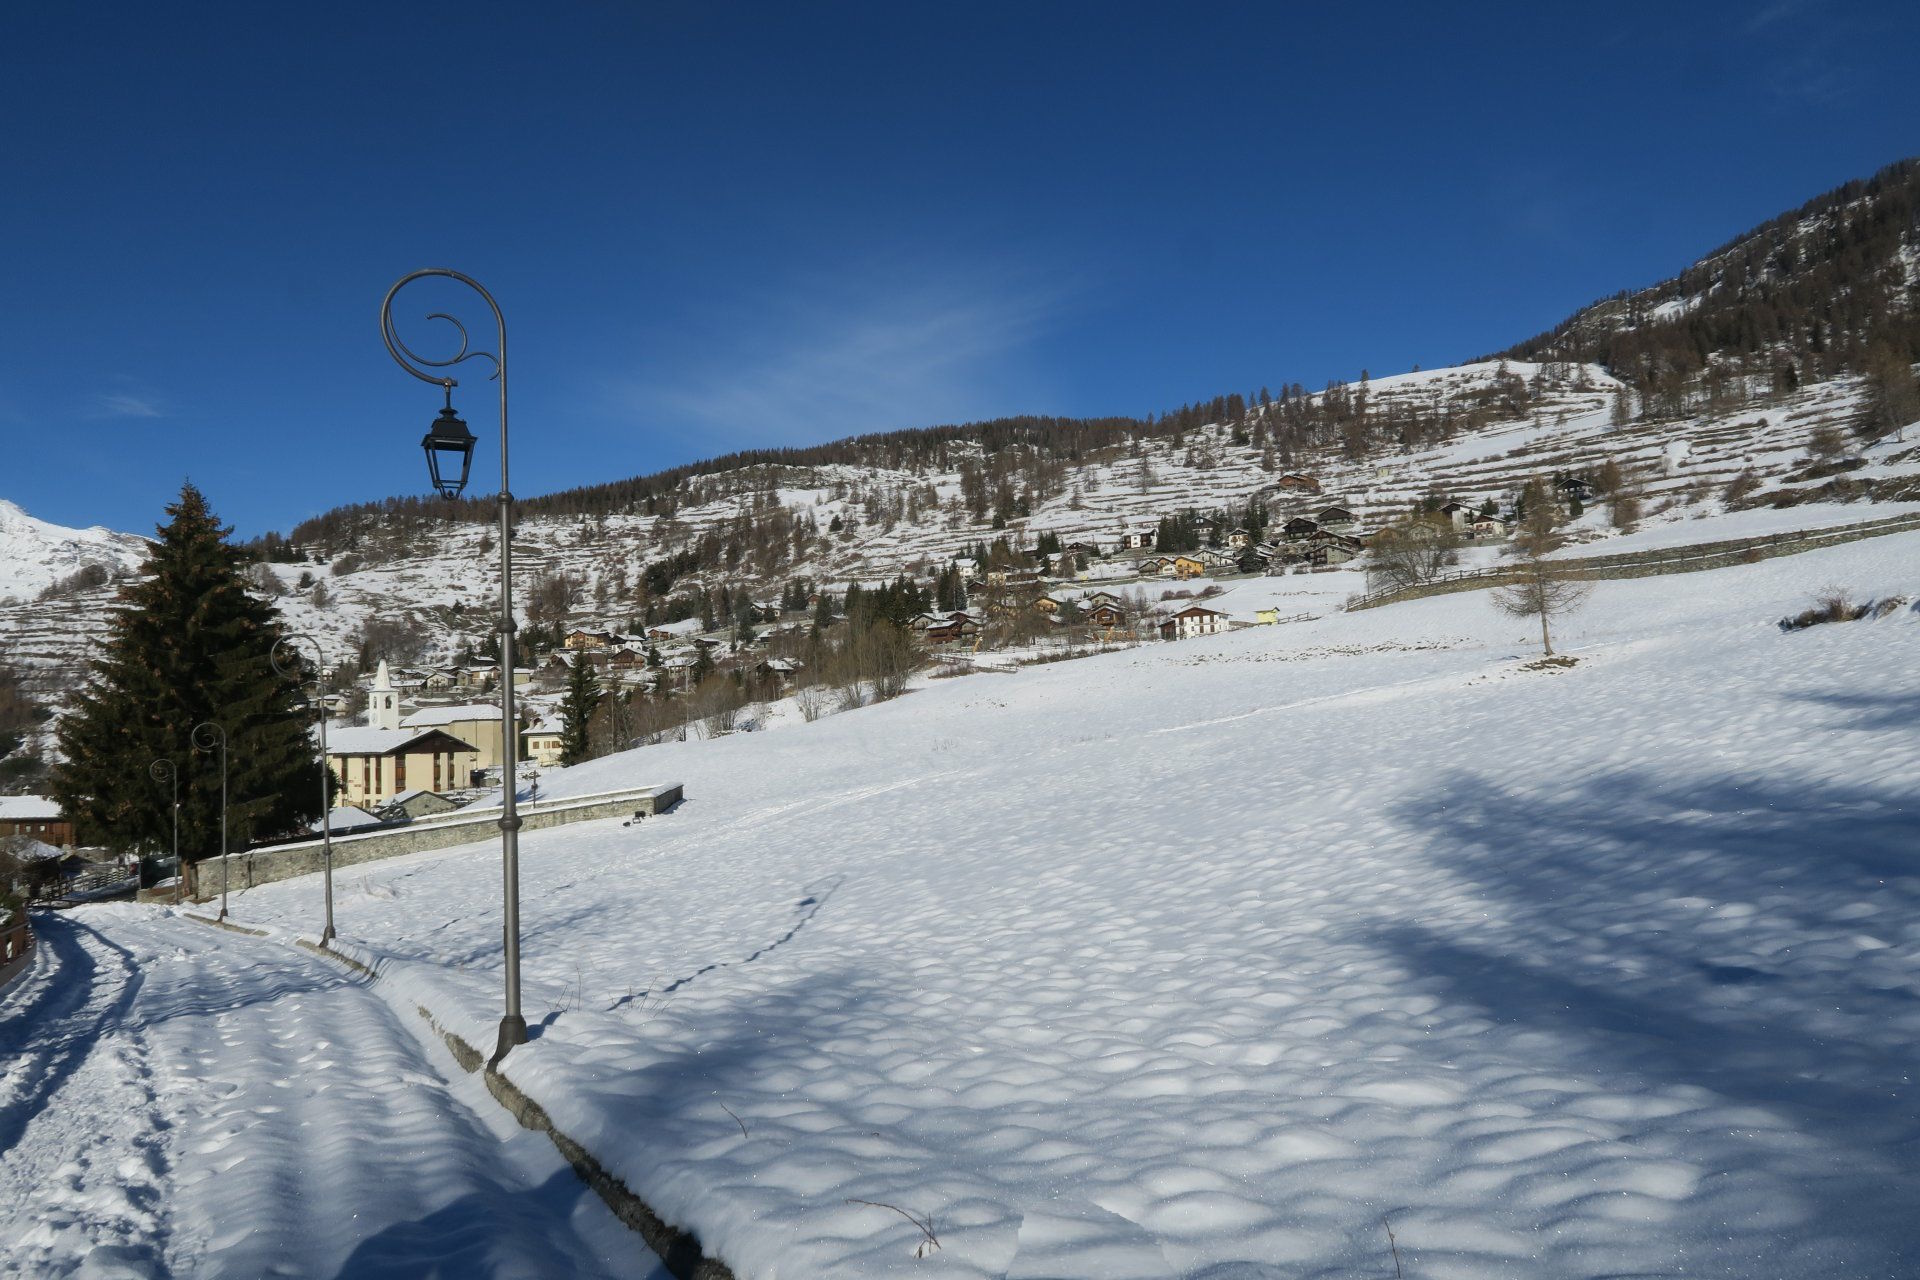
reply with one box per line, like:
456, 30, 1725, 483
0, 905, 664, 1280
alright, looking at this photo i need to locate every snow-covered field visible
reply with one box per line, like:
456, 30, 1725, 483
32, 530, 1895, 1278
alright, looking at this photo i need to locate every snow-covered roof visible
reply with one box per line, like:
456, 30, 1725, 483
2, 836, 67, 861
310, 806, 385, 834
327, 727, 476, 756
401, 703, 499, 727
0, 795, 62, 821
527, 719, 564, 737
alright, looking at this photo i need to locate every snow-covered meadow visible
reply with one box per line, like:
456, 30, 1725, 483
187, 531, 1920, 1278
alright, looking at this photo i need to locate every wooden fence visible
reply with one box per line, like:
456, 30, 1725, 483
1346, 511, 1920, 611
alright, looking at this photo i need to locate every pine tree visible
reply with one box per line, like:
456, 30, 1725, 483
558, 657, 602, 766
52, 484, 322, 859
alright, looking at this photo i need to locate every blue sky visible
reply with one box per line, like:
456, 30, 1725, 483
2, 1, 1916, 538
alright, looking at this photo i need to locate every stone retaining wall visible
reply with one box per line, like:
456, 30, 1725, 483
178, 783, 683, 900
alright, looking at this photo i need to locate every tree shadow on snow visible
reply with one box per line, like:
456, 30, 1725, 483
0, 914, 146, 1160
1779, 687, 1920, 733
1373, 768, 1920, 1276
323, 1165, 670, 1280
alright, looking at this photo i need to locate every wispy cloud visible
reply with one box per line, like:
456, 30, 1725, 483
610, 253, 1081, 448
92, 392, 167, 419
1745, 0, 1807, 33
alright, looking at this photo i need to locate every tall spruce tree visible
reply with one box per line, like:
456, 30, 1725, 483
558, 657, 602, 766
52, 484, 322, 858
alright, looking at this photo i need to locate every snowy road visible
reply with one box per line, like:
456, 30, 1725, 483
0, 905, 664, 1280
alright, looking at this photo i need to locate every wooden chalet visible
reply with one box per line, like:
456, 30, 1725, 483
1281, 516, 1319, 540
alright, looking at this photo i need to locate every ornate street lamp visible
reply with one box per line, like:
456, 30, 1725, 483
379, 268, 527, 1064
191, 721, 229, 920
273, 633, 336, 944
148, 758, 181, 906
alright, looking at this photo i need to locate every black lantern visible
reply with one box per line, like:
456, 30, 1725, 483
421, 387, 476, 498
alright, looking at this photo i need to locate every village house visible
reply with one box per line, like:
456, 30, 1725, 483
754, 656, 803, 686
1304, 530, 1365, 566
1171, 555, 1207, 579
1084, 602, 1127, 629
1159, 604, 1229, 640
1316, 505, 1358, 532
1119, 528, 1156, 550
1555, 472, 1596, 504
524, 718, 565, 767
1281, 516, 1320, 541
1225, 527, 1252, 549
0, 795, 72, 847
1275, 472, 1322, 494
563, 628, 623, 650
326, 727, 479, 808
923, 615, 981, 645
1469, 510, 1509, 539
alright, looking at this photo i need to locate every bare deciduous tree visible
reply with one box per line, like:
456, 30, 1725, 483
1365, 516, 1461, 594
1491, 557, 1590, 657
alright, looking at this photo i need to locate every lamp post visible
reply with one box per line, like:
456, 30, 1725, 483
273, 633, 336, 944
191, 721, 229, 920
148, 758, 181, 905
379, 268, 526, 1064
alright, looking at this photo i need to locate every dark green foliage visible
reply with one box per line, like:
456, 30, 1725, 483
843, 576, 930, 630
51, 484, 323, 857
559, 657, 603, 766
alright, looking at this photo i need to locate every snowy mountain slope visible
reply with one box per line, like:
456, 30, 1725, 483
211, 531, 1920, 1279
0, 499, 148, 605
3, 358, 1911, 732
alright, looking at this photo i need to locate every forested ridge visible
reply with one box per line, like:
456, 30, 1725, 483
262, 156, 1919, 561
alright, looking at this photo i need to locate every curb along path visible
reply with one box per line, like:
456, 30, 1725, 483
177, 909, 737, 1280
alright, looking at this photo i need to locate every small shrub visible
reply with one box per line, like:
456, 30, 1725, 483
1778, 589, 1871, 632
1722, 470, 1761, 505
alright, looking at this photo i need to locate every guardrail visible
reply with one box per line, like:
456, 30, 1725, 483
1346, 511, 1920, 611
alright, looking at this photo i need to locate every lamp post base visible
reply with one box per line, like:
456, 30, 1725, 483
491, 1014, 528, 1067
